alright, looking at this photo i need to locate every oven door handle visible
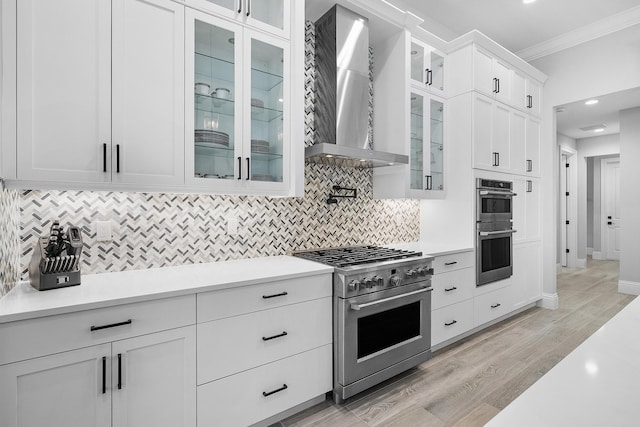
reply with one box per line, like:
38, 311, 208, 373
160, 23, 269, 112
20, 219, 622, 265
479, 229, 517, 236
479, 190, 517, 197
350, 287, 432, 311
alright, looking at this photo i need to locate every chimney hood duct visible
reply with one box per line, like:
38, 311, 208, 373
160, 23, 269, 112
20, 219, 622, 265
306, 5, 408, 168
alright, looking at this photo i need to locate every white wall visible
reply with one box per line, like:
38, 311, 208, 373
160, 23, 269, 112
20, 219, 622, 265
619, 107, 640, 293
575, 134, 620, 260
557, 133, 577, 151
530, 24, 640, 306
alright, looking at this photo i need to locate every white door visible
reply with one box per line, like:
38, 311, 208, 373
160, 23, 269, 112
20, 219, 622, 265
493, 103, 511, 170
112, 0, 185, 186
0, 344, 111, 427
526, 118, 541, 175
509, 110, 527, 174
111, 326, 196, 427
473, 94, 493, 170
603, 158, 621, 260
473, 47, 494, 96
493, 58, 512, 104
560, 154, 568, 266
16, 0, 111, 183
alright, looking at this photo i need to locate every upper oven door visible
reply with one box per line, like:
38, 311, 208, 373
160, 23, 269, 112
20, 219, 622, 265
337, 282, 431, 387
477, 189, 514, 223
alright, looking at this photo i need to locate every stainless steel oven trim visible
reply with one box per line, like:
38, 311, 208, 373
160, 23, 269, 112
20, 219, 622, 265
350, 287, 431, 310
479, 190, 517, 196
336, 281, 431, 387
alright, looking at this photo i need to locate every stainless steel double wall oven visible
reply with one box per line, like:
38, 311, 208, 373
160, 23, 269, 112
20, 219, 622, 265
476, 179, 517, 286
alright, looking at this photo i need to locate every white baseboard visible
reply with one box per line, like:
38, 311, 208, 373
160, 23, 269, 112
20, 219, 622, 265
592, 251, 604, 260
577, 258, 587, 268
587, 247, 593, 256
538, 293, 559, 310
618, 280, 640, 295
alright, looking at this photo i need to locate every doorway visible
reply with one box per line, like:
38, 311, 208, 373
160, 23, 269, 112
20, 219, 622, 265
601, 158, 621, 260
559, 147, 577, 268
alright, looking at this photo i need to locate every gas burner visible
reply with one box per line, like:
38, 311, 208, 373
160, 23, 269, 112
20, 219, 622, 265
292, 245, 423, 268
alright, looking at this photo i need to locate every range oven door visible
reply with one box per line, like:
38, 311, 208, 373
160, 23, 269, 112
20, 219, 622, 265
337, 282, 431, 387
477, 228, 515, 286
477, 189, 514, 223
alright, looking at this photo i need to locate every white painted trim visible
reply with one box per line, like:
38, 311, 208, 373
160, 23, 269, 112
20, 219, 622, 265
538, 293, 559, 310
618, 280, 640, 296
592, 251, 604, 260
517, 5, 640, 62
577, 258, 587, 269
556, 263, 562, 273
587, 247, 593, 256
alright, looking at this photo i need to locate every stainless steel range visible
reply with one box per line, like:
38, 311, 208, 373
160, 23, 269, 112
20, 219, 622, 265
293, 246, 434, 403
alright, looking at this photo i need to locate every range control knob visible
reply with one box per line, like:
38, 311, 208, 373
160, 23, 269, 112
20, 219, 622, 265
406, 269, 417, 278
417, 267, 427, 276
348, 280, 360, 292
390, 275, 402, 287
363, 277, 373, 288
372, 275, 384, 286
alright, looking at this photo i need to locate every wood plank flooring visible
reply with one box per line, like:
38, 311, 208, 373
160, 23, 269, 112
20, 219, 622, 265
275, 258, 635, 427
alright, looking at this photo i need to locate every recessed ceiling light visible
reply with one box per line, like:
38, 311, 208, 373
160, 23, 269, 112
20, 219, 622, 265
522, 0, 536, 4
585, 99, 599, 105
580, 124, 607, 132
593, 128, 605, 133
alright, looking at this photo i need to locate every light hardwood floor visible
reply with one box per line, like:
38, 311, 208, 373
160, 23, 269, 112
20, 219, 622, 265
276, 258, 635, 427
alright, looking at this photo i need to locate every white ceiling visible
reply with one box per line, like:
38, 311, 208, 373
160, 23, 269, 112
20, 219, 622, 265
392, 0, 640, 54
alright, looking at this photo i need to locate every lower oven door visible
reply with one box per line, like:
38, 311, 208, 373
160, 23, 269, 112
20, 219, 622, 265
477, 229, 515, 286
337, 282, 432, 387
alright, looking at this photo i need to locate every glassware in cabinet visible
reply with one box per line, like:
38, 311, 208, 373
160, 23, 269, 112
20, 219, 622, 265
430, 98, 444, 191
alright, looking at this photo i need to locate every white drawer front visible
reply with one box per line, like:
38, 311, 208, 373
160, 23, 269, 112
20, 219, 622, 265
197, 344, 332, 427
432, 299, 474, 346
0, 295, 195, 365
474, 286, 512, 327
197, 297, 332, 384
197, 273, 332, 323
432, 251, 474, 274
431, 267, 475, 310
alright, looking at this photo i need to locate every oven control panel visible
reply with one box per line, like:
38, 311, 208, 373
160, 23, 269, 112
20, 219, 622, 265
336, 258, 434, 298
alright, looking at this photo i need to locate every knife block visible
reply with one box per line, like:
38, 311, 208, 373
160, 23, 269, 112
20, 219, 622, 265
28, 236, 82, 291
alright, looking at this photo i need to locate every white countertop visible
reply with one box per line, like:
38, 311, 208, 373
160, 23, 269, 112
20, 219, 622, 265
0, 256, 333, 324
487, 294, 640, 426
387, 241, 474, 257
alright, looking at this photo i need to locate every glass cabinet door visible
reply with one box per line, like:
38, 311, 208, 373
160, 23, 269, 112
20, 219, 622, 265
410, 92, 426, 190
191, 16, 242, 182
190, 0, 289, 37
410, 41, 426, 86
410, 39, 445, 94
430, 99, 444, 191
430, 52, 445, 93
247, 34, 286, 184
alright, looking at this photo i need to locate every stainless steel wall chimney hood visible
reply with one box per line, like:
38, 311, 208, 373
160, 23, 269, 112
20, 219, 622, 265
306, 5, 408, 168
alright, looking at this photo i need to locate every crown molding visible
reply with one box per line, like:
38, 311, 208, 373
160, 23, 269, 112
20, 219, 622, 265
517, 5, 640, 62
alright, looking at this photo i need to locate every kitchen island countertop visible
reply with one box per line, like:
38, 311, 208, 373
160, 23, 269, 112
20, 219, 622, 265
0, 256, 334, 324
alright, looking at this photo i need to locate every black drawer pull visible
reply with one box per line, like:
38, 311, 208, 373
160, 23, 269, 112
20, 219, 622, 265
444, 261, 457, 266
262, 331, 288, 341
444, 286, 457, 292
90, 319, 132, 332
117, 353, 122, 390
491, 303, 501, 309
262, 291, 288, 299
444, 320, 457, 326
101, 356, 106, 394
263, 384, 288, 397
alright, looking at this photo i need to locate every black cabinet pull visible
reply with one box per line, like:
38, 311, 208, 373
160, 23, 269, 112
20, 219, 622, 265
608, 221, 613, 225
444, 286, 457, 292
426, 69, 433, 85
103, 143, 107, 172
246, 0, 250, 16
116, 144, 120, 174
527, 180, 532, 193
444, 261, 457, 266
425, 68, 429, 85
237, 0, 242, 13
526, 159, 533, 172
246, 157, 250, 180
237, 156, 242, 180
444, 320, 457, 326
263, 384, 288, 397
496, 78, 500, 93
262, 331, 288, 341
491, 303, 501, 309
117, 353, 122, 390
493, 77, 498, 93
263, 291, 288, 299
425, 175, 432, 190
90, 319, 132, 332
101, 356, 106, 394
492, 152, 500, 167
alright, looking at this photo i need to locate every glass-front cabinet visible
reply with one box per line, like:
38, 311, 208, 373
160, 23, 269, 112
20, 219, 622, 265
187, 0, 290, 38
409, 90, 445, 196
185, 9, 289, 194
410, 38, 445, 95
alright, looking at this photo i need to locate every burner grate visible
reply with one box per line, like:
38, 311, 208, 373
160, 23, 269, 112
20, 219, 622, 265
294, 246, 422, 268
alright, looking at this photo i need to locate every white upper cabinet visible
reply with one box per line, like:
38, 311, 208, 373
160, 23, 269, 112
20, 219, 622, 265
512, 69, 542, 117
410, 38, 445, 95
13, 0, 185, 188
474, 47, 511, 104
185, 9, 291, 196
186, 0, 290, 38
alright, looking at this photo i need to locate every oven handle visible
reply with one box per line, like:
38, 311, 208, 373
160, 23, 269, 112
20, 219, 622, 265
479, 190, 517, 197
479, 229, 517, 236
350, 287, 432, 311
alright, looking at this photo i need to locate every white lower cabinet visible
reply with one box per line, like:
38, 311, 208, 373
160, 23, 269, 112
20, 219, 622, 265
432, 299, 474, 346
0, 326, 196, 427
197, 345, 332, 427
512, 242, 542, 310
431, 267, 475, 310
473, 285, 512, 327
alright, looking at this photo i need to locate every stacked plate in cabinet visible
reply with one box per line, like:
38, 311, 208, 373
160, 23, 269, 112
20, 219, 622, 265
250, 139, 270, 153
195, 130, 229, 147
